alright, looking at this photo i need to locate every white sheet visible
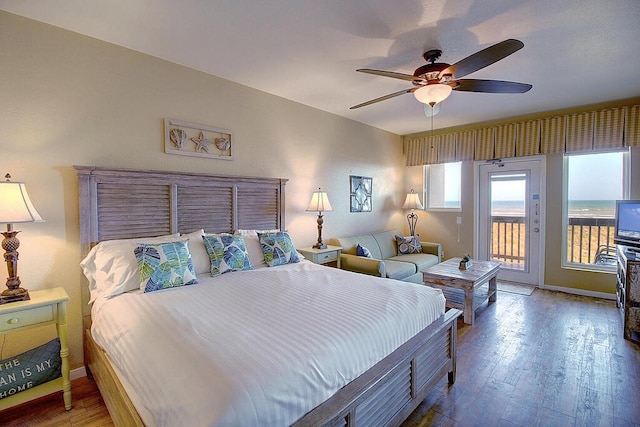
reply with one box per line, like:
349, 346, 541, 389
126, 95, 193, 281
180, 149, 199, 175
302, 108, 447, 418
91, 260, 445, 427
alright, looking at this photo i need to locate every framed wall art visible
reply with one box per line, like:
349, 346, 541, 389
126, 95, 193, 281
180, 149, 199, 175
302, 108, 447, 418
164, 118, 232, 160
350, 175, 372, 212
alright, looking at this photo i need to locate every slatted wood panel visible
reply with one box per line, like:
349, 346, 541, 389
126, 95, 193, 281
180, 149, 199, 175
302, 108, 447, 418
414, 327, 451, 389
177, 185, 233, 233
237, 186, 280, 230
356, 363, 412, 426
97, 183, 171, 240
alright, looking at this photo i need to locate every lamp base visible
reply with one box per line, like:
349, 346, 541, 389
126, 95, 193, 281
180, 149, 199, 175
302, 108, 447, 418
312, 242, 327, 250
0, 287, 30, 304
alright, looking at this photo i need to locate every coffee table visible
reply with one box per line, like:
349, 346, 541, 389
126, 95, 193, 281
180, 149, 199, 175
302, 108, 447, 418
422, 257, 501, 325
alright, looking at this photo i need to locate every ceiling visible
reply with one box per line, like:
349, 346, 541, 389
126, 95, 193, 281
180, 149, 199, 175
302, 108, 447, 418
2, 0, 640, 135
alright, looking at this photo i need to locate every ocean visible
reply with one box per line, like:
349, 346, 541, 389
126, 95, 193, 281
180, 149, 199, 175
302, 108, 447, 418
487, 200, 615, 218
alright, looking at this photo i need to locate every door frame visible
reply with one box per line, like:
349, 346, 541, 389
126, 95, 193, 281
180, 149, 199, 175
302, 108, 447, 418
473, 156, 546, 287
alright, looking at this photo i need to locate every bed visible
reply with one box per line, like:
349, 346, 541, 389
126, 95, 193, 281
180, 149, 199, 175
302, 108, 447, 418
76, 165, 461, 427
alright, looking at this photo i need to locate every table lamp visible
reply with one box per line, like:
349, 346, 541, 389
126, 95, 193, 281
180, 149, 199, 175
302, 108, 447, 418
306, 188, 333, 249
402, 189, 423, 236
0, 173, 44, 304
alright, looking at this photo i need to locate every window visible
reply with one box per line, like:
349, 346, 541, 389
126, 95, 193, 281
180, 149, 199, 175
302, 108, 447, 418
562, 150, 630, 271
424, 162, 461, 210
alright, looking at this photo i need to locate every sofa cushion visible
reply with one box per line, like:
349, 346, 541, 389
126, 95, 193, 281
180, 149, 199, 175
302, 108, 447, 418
383, 259, 417, 281
372, 229, 401, 259
387, 253, 439, 272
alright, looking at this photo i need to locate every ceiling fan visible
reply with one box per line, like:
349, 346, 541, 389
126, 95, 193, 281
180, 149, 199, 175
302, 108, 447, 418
350, 39, 532, 111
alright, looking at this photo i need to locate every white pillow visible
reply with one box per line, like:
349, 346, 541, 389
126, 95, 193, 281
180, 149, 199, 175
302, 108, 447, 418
180, 229, 210, 275
236, 229, 279, 269
80, 233, 180, 303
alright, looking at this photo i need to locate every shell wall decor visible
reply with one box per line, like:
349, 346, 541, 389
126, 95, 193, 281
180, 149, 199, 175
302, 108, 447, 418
164, 118, 233, 160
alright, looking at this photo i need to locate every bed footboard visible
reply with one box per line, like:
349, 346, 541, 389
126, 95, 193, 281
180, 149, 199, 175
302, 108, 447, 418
293, 308, 462, 427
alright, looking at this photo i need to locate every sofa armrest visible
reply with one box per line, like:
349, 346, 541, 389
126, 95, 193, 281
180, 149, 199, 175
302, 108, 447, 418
420, 241, 443, 261
340, 253, 386, 277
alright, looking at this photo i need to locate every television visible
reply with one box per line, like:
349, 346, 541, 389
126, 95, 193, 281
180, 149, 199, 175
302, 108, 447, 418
614, 200, 640, 248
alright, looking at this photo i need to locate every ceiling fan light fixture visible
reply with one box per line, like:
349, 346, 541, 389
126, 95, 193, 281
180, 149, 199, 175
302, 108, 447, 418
413, 84, 452, 106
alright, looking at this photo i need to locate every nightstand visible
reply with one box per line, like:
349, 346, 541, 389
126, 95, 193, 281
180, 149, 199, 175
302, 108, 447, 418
0, 287, 71, 411
298, 245, 342, 268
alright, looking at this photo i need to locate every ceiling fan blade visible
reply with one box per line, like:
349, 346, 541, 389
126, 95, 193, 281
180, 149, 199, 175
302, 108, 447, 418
356, 69, 423, 83
453, 79, 532, 93
442, 39, 524, 79
350, 87, 417, 109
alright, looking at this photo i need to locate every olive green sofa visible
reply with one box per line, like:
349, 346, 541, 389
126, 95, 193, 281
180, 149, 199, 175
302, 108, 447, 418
328, 229, 442, 284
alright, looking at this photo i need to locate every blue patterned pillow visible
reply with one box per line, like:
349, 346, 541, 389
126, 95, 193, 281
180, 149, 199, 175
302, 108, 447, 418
356, 243, 372, 258
202, 233, 253, 277
395, 234, 423, 255
135, 240, 198, 293
257, 231, 300, 267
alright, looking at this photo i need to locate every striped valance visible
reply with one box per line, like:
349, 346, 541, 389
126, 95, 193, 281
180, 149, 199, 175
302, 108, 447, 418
405, 104, 640, 165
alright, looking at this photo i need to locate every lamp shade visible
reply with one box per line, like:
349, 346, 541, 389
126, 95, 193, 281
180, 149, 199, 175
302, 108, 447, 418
306, 188, 333, 213
0, 179, 44, 224
402, 190, 424, 210
414, 84, 452, 106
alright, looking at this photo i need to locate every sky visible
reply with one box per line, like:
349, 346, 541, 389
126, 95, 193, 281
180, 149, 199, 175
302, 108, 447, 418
568, 151, 624, 200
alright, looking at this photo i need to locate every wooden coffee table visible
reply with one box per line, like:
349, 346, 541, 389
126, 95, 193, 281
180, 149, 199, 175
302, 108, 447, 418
422, 258, 501, 325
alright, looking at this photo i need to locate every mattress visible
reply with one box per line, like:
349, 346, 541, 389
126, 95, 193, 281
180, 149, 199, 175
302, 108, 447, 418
90, 260, 445, 426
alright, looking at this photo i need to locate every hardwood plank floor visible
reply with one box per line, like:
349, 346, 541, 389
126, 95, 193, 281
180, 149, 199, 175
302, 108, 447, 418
402, 288, 640, 427
1, 288, 638, 426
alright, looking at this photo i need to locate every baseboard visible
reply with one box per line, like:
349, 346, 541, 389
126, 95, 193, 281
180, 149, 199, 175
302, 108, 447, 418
542, 284, 616, 300
70, 366, 87, 381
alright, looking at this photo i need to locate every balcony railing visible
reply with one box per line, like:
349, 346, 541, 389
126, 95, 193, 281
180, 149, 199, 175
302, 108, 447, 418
566, 217, 615, 265
490, 215, 615, 268
491, 216, 526, 269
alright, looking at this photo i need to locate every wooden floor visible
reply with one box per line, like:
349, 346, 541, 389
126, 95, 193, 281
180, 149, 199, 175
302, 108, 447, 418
2, 288, 639, 426
402, 288, 640, 427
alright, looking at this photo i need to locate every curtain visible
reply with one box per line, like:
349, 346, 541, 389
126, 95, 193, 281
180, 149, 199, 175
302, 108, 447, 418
405, 103, 638, 166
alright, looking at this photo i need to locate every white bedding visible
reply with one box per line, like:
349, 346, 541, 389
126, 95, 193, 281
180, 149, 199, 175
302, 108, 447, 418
91, 260, 445, 427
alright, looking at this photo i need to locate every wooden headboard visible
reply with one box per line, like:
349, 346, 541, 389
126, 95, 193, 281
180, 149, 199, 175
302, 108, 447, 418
75, 166, 288, 326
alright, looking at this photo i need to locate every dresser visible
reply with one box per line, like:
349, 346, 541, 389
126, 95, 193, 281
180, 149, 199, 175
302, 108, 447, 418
0, 288, 71, 410
616, 245, 640, 344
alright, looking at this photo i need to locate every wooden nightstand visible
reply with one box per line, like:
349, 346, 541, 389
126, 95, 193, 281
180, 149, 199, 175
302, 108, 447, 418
298, 245, 342, 268
0, 288, 71, 411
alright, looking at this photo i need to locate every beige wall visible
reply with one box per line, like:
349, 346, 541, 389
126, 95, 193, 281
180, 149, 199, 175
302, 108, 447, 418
0, 12, 406, 369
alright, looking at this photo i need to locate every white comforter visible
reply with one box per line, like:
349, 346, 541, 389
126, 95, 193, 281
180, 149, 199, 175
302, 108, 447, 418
91, 260, 445, 427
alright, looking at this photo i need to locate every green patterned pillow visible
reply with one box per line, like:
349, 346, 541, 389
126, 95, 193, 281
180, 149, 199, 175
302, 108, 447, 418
258, 231, 301, 267
202, 233, 253, 276
135, 240, 198, 293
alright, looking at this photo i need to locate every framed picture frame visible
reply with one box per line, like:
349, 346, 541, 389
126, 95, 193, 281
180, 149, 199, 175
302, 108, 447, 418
164, 118, 232, 160
350, 175, 372, 212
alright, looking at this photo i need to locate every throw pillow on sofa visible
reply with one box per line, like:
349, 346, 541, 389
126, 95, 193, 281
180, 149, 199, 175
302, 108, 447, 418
356, 244, 373, 258
395, 235, 422, 255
